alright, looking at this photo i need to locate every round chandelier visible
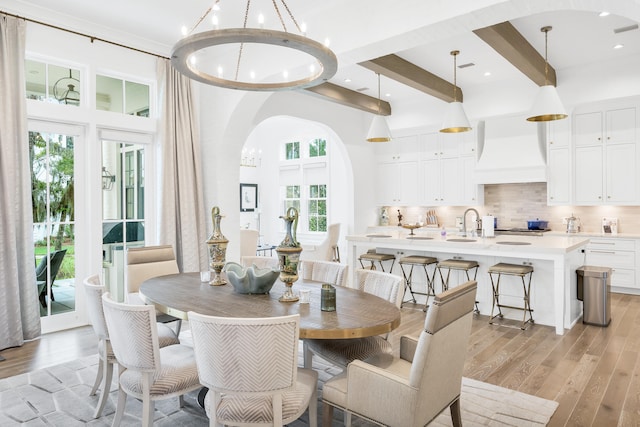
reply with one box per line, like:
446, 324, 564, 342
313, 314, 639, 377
171, 1, 338, 91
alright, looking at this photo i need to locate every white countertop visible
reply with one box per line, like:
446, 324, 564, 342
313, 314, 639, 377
348, 230, 590, 255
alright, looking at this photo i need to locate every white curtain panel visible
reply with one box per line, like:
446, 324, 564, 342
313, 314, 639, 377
0, 14, 41, 350
157, 59, 208, 273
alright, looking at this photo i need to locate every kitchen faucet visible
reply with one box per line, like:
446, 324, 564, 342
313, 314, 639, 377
462, 208, 480, 237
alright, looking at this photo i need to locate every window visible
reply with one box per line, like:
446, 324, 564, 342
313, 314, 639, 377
283, 185, 301, 211
25, 60, 81, 106
308, 184, 327, 232
285, 141, 300, 160
309, 138, 326, 157
29, 129, 76, 318
96, 74, 150, 116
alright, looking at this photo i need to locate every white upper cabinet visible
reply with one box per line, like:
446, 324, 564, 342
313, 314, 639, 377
546, 119, 571, 205
573, 97, 639, 205
375, 135, 420, 206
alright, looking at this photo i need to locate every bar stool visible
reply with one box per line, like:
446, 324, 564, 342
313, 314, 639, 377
488, 262, 534, 330
358, 249, 396, 272
399, 255, 438, 311
437, 259, 480, 313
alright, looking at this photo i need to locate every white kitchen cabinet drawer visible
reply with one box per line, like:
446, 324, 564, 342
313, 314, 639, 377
588, 238, 635, 251
610, 268, 636, 288
586, 249, 635, 269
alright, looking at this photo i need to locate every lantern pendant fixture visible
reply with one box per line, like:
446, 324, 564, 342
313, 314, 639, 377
440, 50, 471, 133
527, 26, 567, 122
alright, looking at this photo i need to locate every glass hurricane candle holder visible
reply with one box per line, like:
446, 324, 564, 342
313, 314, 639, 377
206, 206, 228, 286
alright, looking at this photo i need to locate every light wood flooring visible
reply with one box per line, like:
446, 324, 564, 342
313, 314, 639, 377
1, 292, 640, 426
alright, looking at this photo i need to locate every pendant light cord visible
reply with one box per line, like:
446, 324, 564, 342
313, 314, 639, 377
541, 26, 552, 86
376, 73, 382, 114
450, 50, 459, 102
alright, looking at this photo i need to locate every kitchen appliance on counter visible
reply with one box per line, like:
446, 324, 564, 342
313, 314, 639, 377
567, 214, 581, 233
527, 219, 549, 230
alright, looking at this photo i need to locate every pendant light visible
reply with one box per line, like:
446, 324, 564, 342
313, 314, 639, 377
440, 50, 471, 133
366, 73, 392, 142
527, 26, 567, 122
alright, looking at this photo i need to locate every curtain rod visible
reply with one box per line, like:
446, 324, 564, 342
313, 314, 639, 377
1, 10, 170, 60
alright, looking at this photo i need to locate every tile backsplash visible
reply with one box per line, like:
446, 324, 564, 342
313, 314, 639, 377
386, 183, 640, 234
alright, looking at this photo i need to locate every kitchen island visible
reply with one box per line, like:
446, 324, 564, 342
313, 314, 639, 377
347, 230, 591, 335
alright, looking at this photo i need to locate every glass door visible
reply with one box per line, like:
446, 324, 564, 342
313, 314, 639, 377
29, 128, 78, 321
101, 137, 147, 301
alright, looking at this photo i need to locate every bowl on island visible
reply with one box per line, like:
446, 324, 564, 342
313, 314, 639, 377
223, 262, 280, 294
402, 223, 423, 235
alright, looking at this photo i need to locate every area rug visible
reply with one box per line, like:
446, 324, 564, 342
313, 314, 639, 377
0, 351, 557, 426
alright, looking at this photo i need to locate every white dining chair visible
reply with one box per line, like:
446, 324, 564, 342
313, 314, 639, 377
322, 280, 478, 427
126, 244, 182, 335
188, 312, 318, 427
300, 259, 348, 287
101, 292, 201, 427
83, 274, 180, 418
303, 269, 402, 370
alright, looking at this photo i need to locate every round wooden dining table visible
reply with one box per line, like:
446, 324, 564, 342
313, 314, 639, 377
139, 272, 401, 339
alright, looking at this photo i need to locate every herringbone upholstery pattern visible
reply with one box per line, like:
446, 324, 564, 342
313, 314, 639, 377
300, 260, 348, 287
101, 293, 201, 427
304, 269, 403, 370
189, 313, 318, 427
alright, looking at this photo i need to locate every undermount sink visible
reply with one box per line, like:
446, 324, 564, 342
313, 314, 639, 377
496, 241, 532, 245
446, 238, 477, 243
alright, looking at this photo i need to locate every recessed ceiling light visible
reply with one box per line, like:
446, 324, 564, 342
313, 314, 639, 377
484, 71, 491, 77
385, 93, 391, 98
344, 78, 351, 83
614, 44, 624, 49
599, 11, 610, 17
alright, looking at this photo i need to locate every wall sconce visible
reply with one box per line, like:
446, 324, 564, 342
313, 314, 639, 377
240, 148, 262, 167
102, 167, 115, 190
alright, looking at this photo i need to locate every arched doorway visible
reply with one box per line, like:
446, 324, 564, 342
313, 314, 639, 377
239, 115, 351, 258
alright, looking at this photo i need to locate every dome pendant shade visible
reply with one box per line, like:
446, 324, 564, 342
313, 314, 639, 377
440, 101, 472, 133
526, 85, 568, 122
366, 115, 392, 142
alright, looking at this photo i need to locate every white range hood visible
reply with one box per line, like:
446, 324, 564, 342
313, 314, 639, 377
474, 114, 547, 184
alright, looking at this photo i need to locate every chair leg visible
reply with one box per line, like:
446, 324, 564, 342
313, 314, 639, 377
173, 319, 182, 336
93, 360, 114, 418
450, 397, 462, 427
303, 341, 313, 369
112, 387, 127, 427
322, 403, 334, 427
308, 384, 318, 427
142, 399, 154, 427
89, 356, 104, 396
344, 411, 352, 427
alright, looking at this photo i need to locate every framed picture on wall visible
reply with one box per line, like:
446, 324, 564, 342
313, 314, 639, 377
240, 183, 258, 212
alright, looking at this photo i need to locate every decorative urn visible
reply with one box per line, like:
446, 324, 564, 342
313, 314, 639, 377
206, 206, 228, 286
276, 207, 303, 302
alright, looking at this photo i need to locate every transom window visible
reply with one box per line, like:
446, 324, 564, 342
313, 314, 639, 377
25, 60, 81, 106
96, 74, 150, 116
285, 141, 300, 160
309, 138, 326, 158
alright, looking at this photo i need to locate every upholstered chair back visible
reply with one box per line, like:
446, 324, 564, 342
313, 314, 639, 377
300, 223, 341, 262
301, 260, 348, 287
126, 245, 179, 298
102, 292, 161, 373
356, 268, 404, 308
239, 229, 260, 259
84, 275, 109, 340
189, 313, 299, 394
408, 280, 477, 424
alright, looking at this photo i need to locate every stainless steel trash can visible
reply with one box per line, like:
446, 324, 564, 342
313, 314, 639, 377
576, 266, 611, 326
